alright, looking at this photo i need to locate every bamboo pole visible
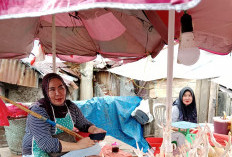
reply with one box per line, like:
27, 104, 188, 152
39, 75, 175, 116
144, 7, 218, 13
52, 14, 56, 73
164, 9, 175, 156
0, 95, 83, 140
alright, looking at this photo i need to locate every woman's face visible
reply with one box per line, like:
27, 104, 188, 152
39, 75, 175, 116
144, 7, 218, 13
48, 78, 66, 106
182, 91, 193, 106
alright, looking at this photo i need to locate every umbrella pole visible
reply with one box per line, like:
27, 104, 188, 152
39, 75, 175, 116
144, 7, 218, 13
52, 14, 56, 73
164, 9, 175, 156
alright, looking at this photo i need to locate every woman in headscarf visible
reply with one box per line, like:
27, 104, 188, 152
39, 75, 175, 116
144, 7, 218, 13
172, 87, 197, 123
22, 73, 106, 157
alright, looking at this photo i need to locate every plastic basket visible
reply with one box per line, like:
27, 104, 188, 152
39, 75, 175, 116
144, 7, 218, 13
185, 133, 196, 157
4, 117, 27, 155
145, 137, 163, 155
185, 133, 196, 144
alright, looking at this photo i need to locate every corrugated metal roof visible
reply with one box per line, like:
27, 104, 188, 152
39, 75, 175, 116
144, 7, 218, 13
32, 61, 79, 86
0, 59, 39, 88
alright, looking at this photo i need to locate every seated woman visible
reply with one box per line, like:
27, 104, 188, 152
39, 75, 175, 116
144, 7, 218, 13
22, 73, 106, 157
172, 87, 197, 123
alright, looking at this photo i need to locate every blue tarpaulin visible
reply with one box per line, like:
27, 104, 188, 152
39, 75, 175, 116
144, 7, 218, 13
73, 96, 149, 152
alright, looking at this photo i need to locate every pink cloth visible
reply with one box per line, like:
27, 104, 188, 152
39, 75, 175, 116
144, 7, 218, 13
7, 104, 28, 118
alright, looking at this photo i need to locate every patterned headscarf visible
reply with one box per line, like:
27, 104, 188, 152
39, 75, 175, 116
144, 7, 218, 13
41, 73, 68, 103
38, 73, 70, 121
173, 87, 197, 123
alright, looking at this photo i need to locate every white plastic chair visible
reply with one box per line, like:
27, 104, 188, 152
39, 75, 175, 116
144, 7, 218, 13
153, 103, 166, 128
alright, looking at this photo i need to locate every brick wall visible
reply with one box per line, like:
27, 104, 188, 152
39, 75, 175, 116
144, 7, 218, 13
0, 126, 8, 148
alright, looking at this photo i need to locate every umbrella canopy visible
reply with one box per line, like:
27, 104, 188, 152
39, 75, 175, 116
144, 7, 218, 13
0, 9, 167, 62
4, 0, 232, 64
0, 0, 199, 19
0, 0, 231, 63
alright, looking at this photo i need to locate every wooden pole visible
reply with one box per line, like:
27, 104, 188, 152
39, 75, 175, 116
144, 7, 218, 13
165, 9, 175, 156
52, 14, 56, 73
80, 61, 94, 100
208, 81, 218, 123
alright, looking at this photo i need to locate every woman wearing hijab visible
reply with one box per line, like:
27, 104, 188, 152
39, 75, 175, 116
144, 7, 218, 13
22, 73, 106, 157
172, 87, 197, 123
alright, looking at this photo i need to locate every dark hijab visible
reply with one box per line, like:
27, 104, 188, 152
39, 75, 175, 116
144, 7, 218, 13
38, 73, 71, 121
172, 87, 197, 123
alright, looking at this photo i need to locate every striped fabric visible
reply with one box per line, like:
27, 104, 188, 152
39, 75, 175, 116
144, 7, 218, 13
22, 102, 93, 155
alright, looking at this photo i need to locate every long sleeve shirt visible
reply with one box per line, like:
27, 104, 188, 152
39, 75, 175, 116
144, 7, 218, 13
172, 105, 180, 122
22, 101, 93, 155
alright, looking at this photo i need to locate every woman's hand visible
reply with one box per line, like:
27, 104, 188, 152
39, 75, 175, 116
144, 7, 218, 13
60, 137, 95, 152
77, 137, 95, 149
88, 125, 106, 134
72, 127, 79, 133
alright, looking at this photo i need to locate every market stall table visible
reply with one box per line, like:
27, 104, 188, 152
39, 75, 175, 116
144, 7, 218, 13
100, 136, 141, 157
173, 122, 232, 147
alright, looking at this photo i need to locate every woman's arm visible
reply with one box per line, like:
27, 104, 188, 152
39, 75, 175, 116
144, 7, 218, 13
172, 105, 180, 122
30, 104, 98, 153
60, 137, 95, 152
70, 103, 93, 132
29, 105, 61, 153
88, 125, 106, 134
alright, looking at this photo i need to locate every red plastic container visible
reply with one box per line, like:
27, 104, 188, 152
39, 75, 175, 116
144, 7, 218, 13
146, 137, 163, 155
213, 117, 230, 135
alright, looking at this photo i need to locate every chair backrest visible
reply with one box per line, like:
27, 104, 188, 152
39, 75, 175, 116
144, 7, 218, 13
153, 103, 166, 128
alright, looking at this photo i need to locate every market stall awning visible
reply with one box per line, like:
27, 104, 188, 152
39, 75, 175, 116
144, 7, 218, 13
0, 0, 231, 64
0, 0, 203, 63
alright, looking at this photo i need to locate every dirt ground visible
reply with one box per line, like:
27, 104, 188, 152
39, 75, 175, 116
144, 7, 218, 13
0, 147, 21, 157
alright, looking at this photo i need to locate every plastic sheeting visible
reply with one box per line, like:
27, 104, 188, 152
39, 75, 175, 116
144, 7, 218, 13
109, 44, 232, 81
7, 104, 28, 118
73, 96, 149, 152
